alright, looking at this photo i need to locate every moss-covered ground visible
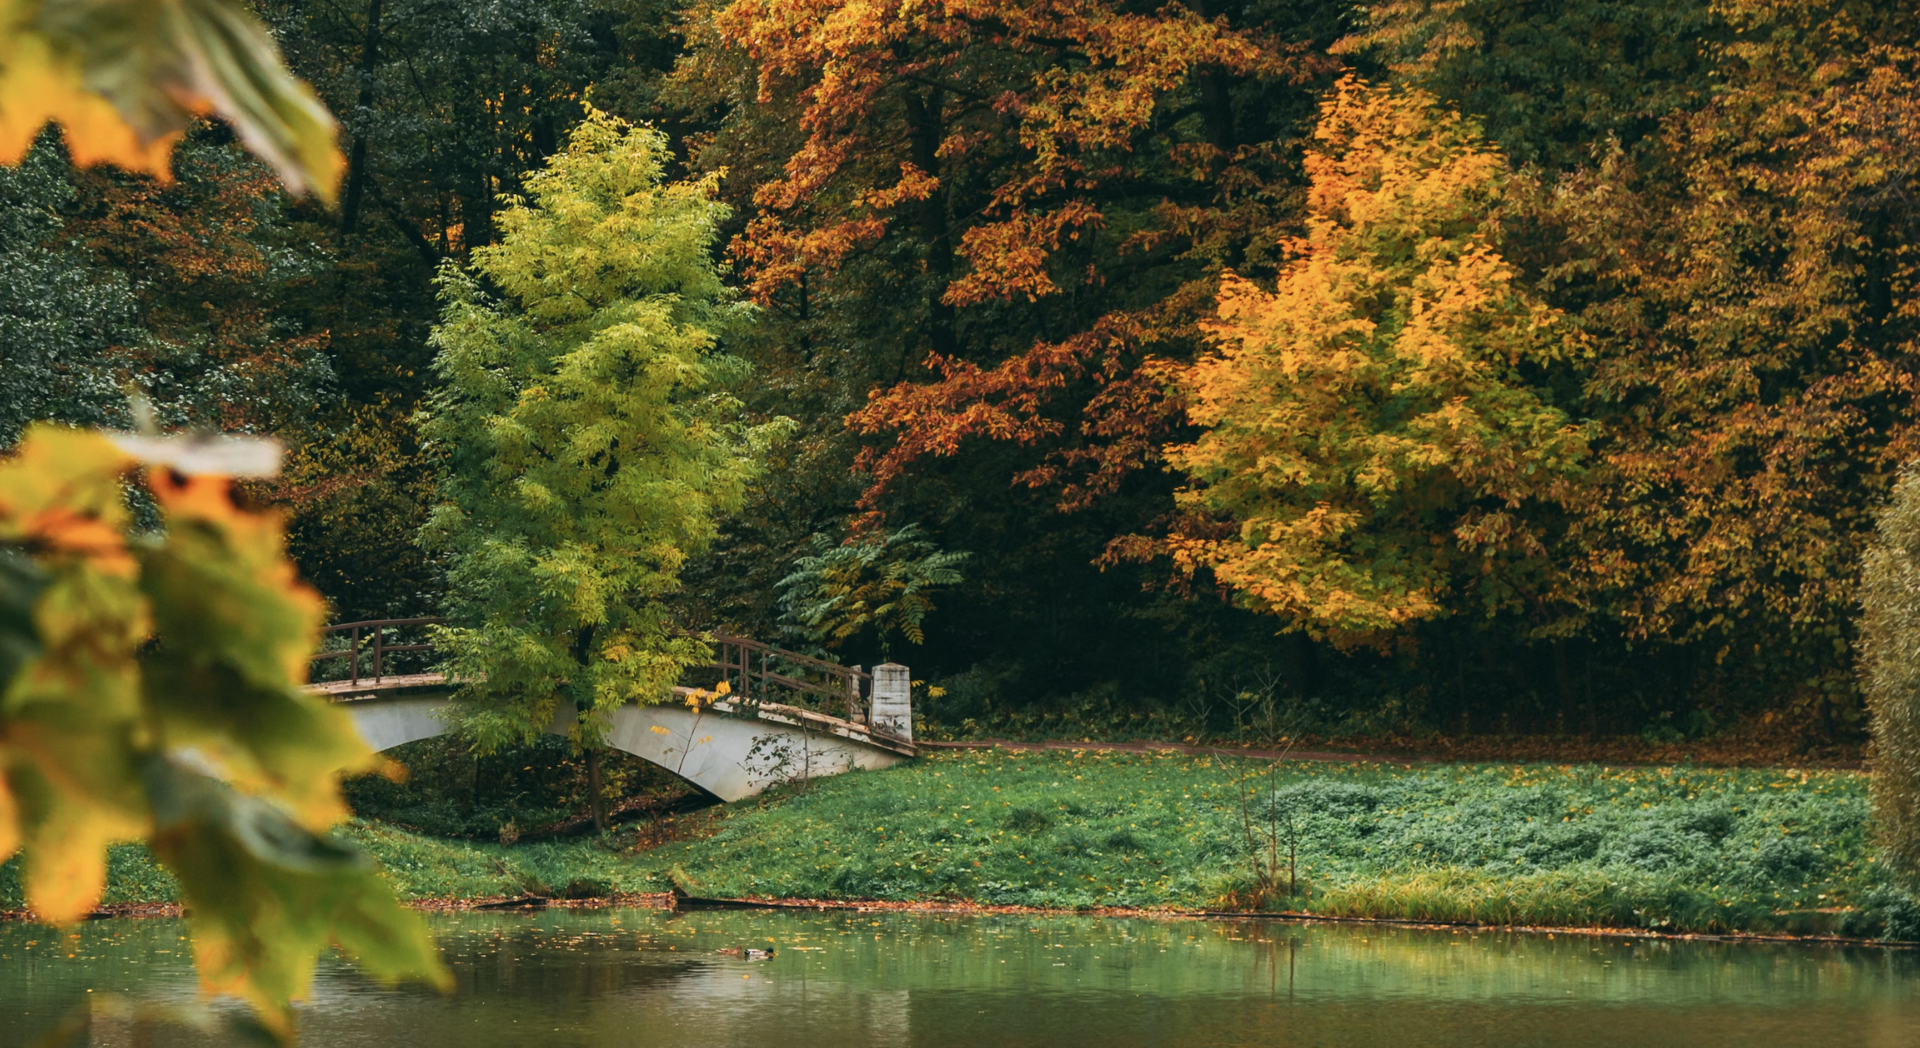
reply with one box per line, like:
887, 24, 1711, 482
7, 749, 1917, 939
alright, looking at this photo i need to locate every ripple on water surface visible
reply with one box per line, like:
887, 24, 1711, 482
4, 908, 1919, 1048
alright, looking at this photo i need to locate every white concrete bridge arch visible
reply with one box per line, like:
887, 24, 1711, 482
325, 683, 913, 802
307, 621, 915, 802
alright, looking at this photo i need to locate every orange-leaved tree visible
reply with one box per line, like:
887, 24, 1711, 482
681, 0, 1335, 515
1527, 0, 1920, 638
1485, 0, 1920, 727
1162, 77, 1591, 644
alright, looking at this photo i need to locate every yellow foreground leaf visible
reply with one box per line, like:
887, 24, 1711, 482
0, 0, 341, 199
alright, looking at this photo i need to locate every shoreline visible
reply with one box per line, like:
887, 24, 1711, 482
9, 891, 1909, 951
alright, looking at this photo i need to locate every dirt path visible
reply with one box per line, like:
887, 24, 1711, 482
916, 737, 1865, 770
918, 738, 1436, 764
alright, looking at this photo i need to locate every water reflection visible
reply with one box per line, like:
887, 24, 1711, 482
5, 908, 1919, 1047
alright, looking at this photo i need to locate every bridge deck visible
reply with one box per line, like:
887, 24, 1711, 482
701, 695, 916, 757
307, 673, 450, 698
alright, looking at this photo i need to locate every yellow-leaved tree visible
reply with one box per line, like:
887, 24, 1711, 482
0, 426, 446, 1039
1164, 76, 1591, 644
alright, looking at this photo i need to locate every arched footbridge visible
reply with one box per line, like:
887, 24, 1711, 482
305, 619, 915, 802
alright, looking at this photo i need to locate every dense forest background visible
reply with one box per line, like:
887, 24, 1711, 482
5, 0, 1916, 749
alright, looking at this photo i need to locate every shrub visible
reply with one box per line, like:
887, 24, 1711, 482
1859, 464, 1920, 890
1867, 886, 1920, 942
1598, 827, 1703, 874
1508, 821, 1604, 868
1747, 836, 1820, 883
1271, 780, 1390, 817
1671, 802, 1740, 842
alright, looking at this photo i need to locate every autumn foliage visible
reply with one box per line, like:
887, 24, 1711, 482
1164, 78, 1588, 642
614, 0, 1920, 734
1519, 0, 1920, 659
691, 0, 1331, 513
13, 0, 1920, 831
0, 0, 340, 197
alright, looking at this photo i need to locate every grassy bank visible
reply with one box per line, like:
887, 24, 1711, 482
626, 748, 1909, 938
7, 749, 1917, 939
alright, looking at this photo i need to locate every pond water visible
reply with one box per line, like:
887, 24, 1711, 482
5, 907, 1919, 1047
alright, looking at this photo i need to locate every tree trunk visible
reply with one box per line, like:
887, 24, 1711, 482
1585, 642, 1599, 739
463, 167, 494, 253
572, 624, 606, 834
1191, 0, 1235, 183
1553, 640, 1576, 735
1198, 64, 1235, 183
904, 88, 956, 368
587, 748, 607, 835
338, 0, 384, 238
1289, 631, 1321, 698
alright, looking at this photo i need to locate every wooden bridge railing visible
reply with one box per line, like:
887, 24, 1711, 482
696, 633, 873, 725
309, 619, 876, 725
311, 617, 445, 687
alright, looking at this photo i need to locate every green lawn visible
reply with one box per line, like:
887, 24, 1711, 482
7, 749, 1916, 939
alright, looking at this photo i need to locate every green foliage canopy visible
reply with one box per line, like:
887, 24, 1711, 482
775, 524, 969, 657
0, 138, 138, 446
421, 108, 783, 752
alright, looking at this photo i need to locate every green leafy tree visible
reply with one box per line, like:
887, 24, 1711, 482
0, 134, 140, 446
1861, 464, 1920, 891
775, 525, 969, 659
420, 109, 781, 827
